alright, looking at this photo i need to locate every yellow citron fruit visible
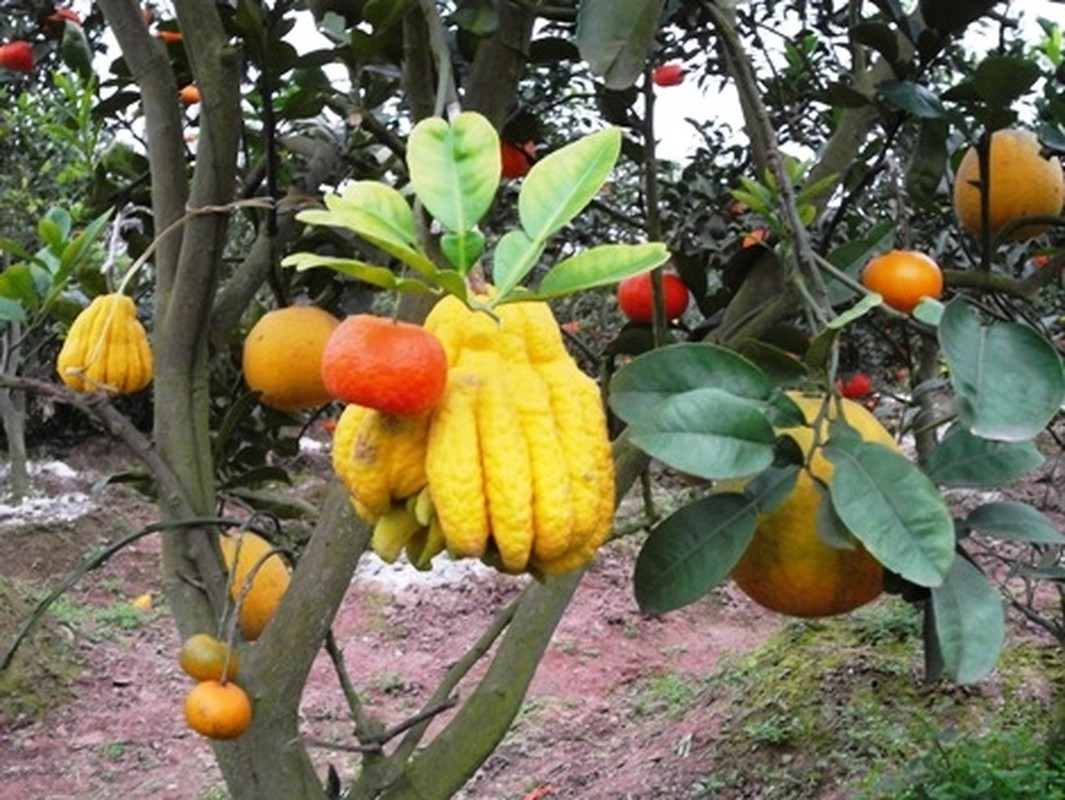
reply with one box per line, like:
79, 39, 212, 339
329, 294, 616, 577
219, 531, 291, 641
730, 392, 896, 618
952, 128, 1065, 242
241, 305, 341, 412
56, 293, 153, 394
422, 295, 615, 576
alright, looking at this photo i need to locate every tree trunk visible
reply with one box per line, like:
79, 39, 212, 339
1, 324, 31, 501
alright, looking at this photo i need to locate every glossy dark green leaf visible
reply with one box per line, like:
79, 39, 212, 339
407, 111, 500, 235
732, 340, 809, 387
906, 118, 950, 207
930, 555, 1005, 684
633, 493, 757, 614
939, 299, 1065, 441
971, 55, 1042, 108
877, 80, 946, 118
576, 0, 665, 90
965, 501, 1064, 544
609, 342, 773, 425
851, 21, 898, 66
628, 388, 778, 480
826, 440, 955, 587
924, 424, 1044, 487
744, 464, 799, 515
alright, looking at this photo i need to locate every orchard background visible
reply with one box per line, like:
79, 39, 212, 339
2, 1, 1065, 798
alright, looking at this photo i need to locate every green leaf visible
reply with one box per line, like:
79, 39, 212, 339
825, 440, 955, 587
971, 55, 1042, 108
440, 228, 486, 273
280, 253, 438, 295
939, 298, 1065, 441
407, 111, 500, 234
744, 464, 800, 515
297, 182, 439, 278
0, 264, 38, 307
491, 229, 543, 297
965, 501, 1064, 544
518, 127, 620, 242
628, 388, 778, 480
533, 242, 669, 299
633, 493, 757, 614
877, 80, 946, 118
804, 293, 882, 370
0, 296, 27, 323
924, 424, 1044, 488
930, 555, 1005, 684
576, 0, 665, 90
732, 340, 809, 387
609, 342, 773, 424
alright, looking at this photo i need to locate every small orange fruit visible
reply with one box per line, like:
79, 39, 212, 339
320, 315, 448, 415
242, 305, 341, 412
178, 84, 200, 105
952, 128, 1064, 242
179, 633, 239, 682
616, 272, 691, 323
219, 531, 291, 641
184, 679, 252, 740
861, 250, 943, 314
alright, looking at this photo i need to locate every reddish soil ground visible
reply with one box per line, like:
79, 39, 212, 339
0, 437, 782, 800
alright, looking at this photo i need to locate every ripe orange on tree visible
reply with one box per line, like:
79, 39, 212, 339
861, 249, 943, 314
617, 272, 690, 322
184, 679, 252, 740
219, 531, 291, 641
730, 392, 896, 618
242, 304, 341, 412
320, 314, 448, 415
179, 633, 239, 682
178, 84, 201, 105
652, 62, 685, 87
952, 128, 1065, 242
501, 140, 535, 179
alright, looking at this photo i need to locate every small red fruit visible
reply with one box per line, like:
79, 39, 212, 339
617, 272, 691, 323
0, 41, 35, 73
837, 372, 874, 400
501, 140, 535, 179
179, 84, 201, 105
47, 8, 83, 27
652, 63, 685, 87
742, 227, 769, 249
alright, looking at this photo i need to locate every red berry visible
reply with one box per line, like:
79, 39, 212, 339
617, 273, 690, 323
501, 140, 534, 179
838, 372, 874, 400
0, 41, 35, 73
652, 63, 685, 87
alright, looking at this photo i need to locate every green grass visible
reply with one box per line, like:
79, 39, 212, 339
687, 598, 1065, 799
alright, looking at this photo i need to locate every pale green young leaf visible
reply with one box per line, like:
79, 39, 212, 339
533, 242, 669, 299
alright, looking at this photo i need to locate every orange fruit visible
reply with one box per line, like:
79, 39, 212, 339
320, 314, 448, 415
219, 531, 291, 641
860, 250, 943, 314
242, 305, 341, 412
179, 633, 239, 682
616, 272, 691, 322
952, 128, 1065, 242
178, 84, 200, 105
184, 679, 252, 740
730, 392, 895, 618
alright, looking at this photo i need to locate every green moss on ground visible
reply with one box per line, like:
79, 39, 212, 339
690, 598, 1065, 799
0, 576, 83, 724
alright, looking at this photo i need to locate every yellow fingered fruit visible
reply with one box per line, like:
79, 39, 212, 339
422, 295, 616, 576
330, 294, 615, 577
56, 293, 153, 394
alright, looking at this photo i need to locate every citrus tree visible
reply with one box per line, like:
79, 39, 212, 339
2, 0, 1065, 798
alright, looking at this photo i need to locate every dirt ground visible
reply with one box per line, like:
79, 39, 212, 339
0, 435, 784, 800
